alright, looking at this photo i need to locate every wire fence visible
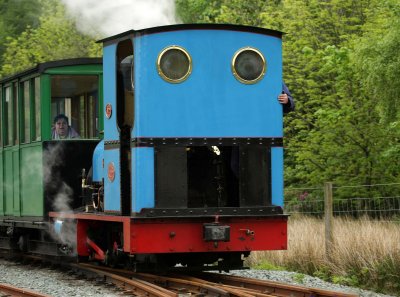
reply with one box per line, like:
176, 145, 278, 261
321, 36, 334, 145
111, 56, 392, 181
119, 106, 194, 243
284, 183, 400, 219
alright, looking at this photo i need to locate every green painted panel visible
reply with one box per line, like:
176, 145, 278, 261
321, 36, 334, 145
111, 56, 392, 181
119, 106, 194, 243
41, 75, 51, 141
20, 144, 43, 216
45, 64, 102, 75
4, 149, 13, 215
13, 148, 20, 216
0, 149, 3, 215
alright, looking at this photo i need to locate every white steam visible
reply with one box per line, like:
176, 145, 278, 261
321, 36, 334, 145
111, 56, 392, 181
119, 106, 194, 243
43, 143, 65, 185
43, 143, 74, 214
44, 143, 77, 253
61, 0, 179, 37
53, 182, 73, 213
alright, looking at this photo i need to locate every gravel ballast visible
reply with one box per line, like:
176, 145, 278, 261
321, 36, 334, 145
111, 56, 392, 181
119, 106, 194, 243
227, 269, 396, 297
0, 259, 120, 296
0, 259, 396, 297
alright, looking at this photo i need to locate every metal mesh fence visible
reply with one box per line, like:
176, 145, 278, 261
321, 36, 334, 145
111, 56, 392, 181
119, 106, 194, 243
284, 183, 400, 219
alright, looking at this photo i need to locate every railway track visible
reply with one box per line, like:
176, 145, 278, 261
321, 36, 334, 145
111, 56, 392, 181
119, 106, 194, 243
75, 263, 359, 297
0, 254, 359, 297
0, 283, 51, 297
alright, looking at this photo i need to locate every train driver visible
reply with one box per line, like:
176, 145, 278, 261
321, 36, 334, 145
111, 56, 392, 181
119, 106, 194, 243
52, 114, 80, 140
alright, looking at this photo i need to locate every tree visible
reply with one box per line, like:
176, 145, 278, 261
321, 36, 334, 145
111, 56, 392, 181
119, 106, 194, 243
0, 0, 43, 64
288, 45, 397, 197
0, 0, 101, 77
349, 0, 400, 186
353, 0, 400, 122
176, 0, 284, 29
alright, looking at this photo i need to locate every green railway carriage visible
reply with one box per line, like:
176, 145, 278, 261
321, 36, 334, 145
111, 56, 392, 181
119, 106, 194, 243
0, 58, 103, 222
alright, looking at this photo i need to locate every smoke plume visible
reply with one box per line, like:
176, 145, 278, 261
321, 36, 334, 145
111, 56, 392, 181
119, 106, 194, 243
61, 0, 179, 37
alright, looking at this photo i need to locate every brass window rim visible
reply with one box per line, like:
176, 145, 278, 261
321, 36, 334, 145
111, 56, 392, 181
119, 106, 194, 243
232, 47, 266, 84
157, 45, 192, 83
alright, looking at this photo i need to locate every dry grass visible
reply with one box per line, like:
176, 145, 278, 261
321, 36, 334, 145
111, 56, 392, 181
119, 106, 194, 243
248, 215, 400, 294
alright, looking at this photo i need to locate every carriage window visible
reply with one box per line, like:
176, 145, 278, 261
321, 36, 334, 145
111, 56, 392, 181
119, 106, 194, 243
4, 86, 12, 146
33, 77, 41, 141
21, 81, 30, 144
51, 75, 99, 139
13, 83, 18, 145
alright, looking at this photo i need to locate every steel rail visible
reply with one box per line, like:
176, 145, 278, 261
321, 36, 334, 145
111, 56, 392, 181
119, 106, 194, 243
0, 283, 51, 297
78, 265, 272, 297
197, 272, 359, 297
77, 263, 359, 297
134, 272, 233, 296
72, 264, 176, 297
178, 275, 276, 297
79, 265, 239, 296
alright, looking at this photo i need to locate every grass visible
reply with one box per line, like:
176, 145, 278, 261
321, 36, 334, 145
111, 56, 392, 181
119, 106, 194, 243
247, 215, 400, 295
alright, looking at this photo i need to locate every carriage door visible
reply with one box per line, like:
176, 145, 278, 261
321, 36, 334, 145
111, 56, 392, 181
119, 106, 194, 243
116, 39, 134, 215
3, 83, 20, 216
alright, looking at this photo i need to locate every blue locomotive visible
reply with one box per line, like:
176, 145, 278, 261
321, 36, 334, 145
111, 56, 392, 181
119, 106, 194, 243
0, 24, 287, 270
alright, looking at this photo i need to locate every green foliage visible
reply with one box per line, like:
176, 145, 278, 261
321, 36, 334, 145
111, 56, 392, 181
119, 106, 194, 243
295, 255, 399, 295
175, 0, 285, 30
313, 266, 331, 281
0, 0, 43, 62
288, 260, 398, 295
0, 0, 101, 78
353, 0, 400, 123
329, 260, 400, 294
332, 274, 359, 287
373, 257, 400, 293
252, 261, 285, 271
292, 273, 305, 284
279, 0, 383, 192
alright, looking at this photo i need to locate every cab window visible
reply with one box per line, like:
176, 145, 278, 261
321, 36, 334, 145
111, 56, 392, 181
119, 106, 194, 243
51, 75, 99, 139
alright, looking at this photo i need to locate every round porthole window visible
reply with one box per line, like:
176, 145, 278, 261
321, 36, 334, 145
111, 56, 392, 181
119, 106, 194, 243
157, 46, 192, 83
232, 47, 266, 84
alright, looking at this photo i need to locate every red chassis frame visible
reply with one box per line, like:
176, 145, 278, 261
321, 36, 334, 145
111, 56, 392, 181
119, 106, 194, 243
49, 212, 287, 258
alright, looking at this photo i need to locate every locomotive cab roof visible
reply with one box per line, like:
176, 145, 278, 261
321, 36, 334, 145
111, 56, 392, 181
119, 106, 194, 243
98, 23, 283, 45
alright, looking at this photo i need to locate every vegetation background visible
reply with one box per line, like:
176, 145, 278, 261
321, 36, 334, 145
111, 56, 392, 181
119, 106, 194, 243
1, 0, 399, 295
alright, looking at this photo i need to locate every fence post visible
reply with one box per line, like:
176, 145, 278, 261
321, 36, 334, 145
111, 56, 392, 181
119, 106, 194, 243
324, 182, 334, 262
